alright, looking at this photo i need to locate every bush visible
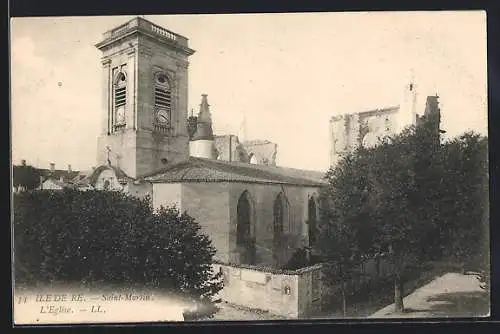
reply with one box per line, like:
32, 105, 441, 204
13, 189, 222, 302
282, 247, 321, 270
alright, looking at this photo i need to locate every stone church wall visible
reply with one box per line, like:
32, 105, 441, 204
146, 180, 320, 268
126, 182, 153, 200
128, 181, 232, 263
152, 183, 182, 211
181, 182, 231, 263
228, 183, 319, 267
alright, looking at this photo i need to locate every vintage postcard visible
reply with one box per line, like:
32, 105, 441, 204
11, 11, 489, 325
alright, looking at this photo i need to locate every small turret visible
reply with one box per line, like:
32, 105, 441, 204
192, 94, 214, 140
238, 112, 247, 142
187, 108, 198, 140
417, 95, 443, 141
189, 94, 216, 159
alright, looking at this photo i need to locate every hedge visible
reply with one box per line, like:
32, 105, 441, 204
13, 189, 223, 302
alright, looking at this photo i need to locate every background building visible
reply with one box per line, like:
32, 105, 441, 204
329, 82, 442, 167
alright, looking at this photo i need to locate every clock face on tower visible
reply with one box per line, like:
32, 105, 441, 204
156, 109, 170, 125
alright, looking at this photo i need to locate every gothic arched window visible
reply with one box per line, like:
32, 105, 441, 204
236, 190, 256, 264
273, 192, 290, 262
308, 196, 318, 246
237, 191, 252, 246
273, 193, 286, 243
113, 71, 127, 129
154, 72, 172, 130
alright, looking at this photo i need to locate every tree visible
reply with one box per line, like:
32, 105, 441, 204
437, 133, 489, 287
317, 152, 377, 316
283, 246, 321, 270
369, 130, 425, 312
318, 118, 488, 314
13, 189, 223, 304
439, 133, 488, 259
318, 128, 428, 313
13, 164, 41, 191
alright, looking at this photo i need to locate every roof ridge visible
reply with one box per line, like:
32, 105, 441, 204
139, 159, 192, 179
199, 157, 323, 185
142, 156, 326, 186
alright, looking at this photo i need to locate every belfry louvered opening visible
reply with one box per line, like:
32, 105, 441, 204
115, 87, 126, 107
154, 72, 172, 131
113, 72, 127, 129
155, 87, 171, 111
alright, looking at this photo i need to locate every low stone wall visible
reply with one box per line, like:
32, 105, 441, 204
212, 256, 393, 318
212, 262, 324, 318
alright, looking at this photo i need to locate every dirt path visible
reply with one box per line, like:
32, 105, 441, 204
212, 303, 286, 321
194, 302, 286, 321
369, 272, 489, 318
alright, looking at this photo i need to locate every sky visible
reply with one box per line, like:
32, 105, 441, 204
10, 11, 487, 172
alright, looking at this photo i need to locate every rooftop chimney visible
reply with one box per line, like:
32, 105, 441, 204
68, 164, 72, 173
49, 163, 55, 171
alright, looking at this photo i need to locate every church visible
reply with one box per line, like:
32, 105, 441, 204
80, 16, 326, 269
14, 16, 447, 317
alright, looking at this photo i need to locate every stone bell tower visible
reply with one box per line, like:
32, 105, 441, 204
95, 16, 195, 178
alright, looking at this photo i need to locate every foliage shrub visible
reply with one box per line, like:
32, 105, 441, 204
13, 189, 223, 303
13, 164, 41, 191
282, 247, 321, 270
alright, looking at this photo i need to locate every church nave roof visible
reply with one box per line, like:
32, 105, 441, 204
140, 157, 326, 187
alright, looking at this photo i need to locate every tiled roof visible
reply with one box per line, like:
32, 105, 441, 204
141, 157, 326, 187
39, 169, 81, 183
70, 170, 94, 186
42, 178, 75, 189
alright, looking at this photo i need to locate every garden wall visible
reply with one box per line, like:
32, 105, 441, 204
212, 262, 323, 318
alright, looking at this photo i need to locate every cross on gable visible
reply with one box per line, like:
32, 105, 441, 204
106, 146, 112, 166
